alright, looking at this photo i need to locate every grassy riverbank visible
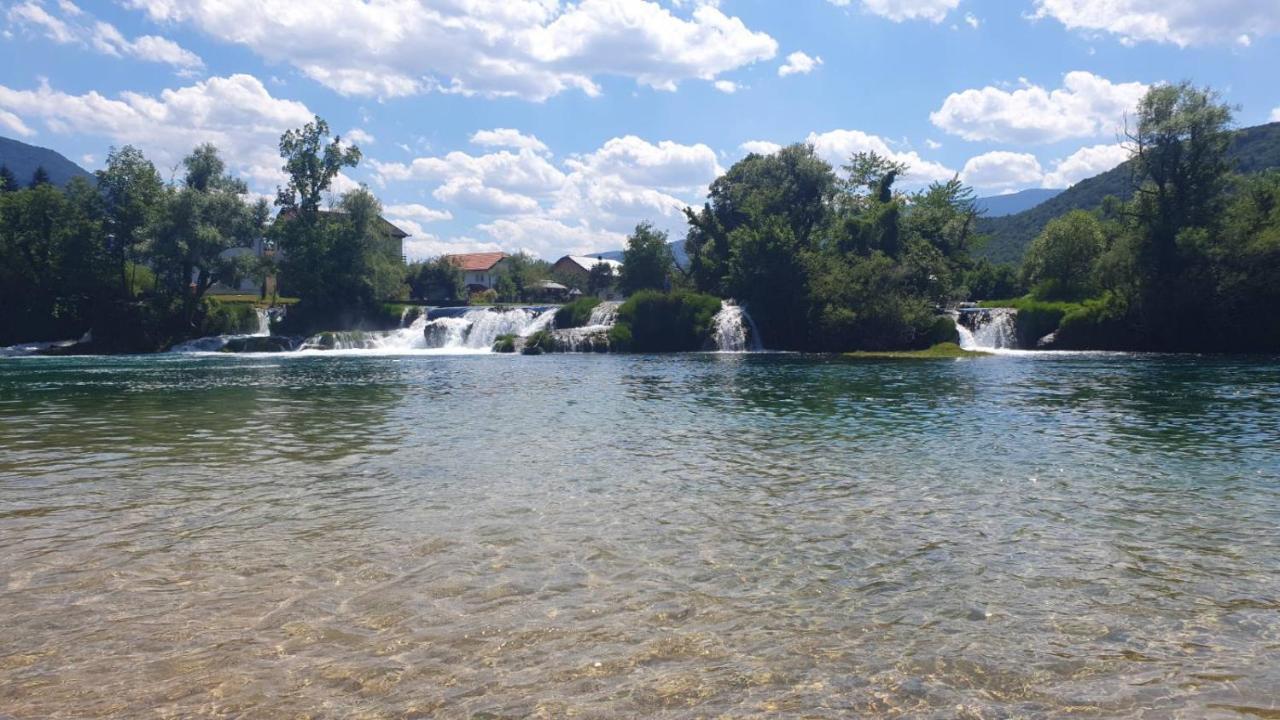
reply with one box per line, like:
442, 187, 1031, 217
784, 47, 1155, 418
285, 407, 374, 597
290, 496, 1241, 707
844, 342, 989, 359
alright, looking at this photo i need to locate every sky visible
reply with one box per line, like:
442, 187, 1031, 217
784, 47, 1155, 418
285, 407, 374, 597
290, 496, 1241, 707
1, 0, 1278, 261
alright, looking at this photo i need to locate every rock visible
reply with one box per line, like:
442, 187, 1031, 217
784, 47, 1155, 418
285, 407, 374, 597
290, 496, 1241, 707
221, 336, 296, 353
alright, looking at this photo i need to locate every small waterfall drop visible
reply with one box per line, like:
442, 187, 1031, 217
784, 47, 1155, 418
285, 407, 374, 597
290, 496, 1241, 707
169, 307, 272, 353
711, 301, 763, 352
422, 307, 558, 351
955, 308, 1019, 351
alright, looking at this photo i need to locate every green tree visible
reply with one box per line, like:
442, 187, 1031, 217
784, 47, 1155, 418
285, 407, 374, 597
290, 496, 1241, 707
620, 222, 672, 294
1021, 210, 1106, 300
587, 261, 616, 296
409, 256, 465, 302
28, 166, 51, 188
0, 164, 18, 192
97, 146, 164, 296
275, 116, 362, 214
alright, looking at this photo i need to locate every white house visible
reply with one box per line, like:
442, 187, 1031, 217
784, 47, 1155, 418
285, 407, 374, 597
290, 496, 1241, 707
446, 252, 510, 292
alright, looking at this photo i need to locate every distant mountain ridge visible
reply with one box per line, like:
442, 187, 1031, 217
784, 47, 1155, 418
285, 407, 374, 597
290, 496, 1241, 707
975, 188, 1064, 218
976, 121, 1280, 264
0, 136, 94, 189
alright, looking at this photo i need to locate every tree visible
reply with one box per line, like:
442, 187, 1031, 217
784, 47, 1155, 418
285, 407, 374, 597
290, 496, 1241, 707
28, 166, 51, 188
409, 256, 464, 302
150, 144, 267, 324
275, 116, 361, 215
587, 261, 616, 296
97, 146, 164, 296
620, 223, 672, 294
0, 164, 17, 192
1021, 210, 1106, 300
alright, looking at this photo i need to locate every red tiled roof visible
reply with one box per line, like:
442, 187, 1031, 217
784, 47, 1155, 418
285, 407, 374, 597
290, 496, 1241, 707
446, 252, 508, 272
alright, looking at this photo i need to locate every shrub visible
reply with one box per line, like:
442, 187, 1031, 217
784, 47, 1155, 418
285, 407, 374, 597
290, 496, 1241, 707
199, 297, 259, 336
522, 329, 557, 355
980, 297, 1083, 347
469, 289, 498, 306
613, 290, 721, 352
606, 323, 633, 352
493, 334, 517, 353
555, 296, 602, 329
919, 315, 960, 348
1054, 294, 1135, 349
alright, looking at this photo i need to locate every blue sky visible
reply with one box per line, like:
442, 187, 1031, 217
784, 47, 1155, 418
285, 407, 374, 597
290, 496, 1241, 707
2, 0, 1277, 260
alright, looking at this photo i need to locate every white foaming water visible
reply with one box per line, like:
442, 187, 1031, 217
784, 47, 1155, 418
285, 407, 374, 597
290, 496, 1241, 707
587, 301, 620, 328
712, 301, 763, 352
955, 308, 1019, 351
422, 307, 557, 351
169, 308, 272, 353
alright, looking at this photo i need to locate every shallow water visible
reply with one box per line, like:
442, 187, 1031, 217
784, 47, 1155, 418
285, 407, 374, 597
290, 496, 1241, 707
1, 352, 1279, 718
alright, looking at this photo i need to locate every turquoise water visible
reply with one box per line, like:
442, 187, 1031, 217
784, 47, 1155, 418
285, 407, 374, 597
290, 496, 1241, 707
1, 352, 1279, 717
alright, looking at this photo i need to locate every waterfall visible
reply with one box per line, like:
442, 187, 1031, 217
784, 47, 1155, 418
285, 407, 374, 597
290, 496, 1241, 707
422, 307, 557, 351
587, 301, 620, 328
169, 306, 273, 353
955, 308, 1019, 351
711, 301, 763, 352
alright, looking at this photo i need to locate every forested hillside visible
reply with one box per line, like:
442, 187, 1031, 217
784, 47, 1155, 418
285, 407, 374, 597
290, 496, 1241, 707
977, 122, 1280, 264
0, 136, 94, 189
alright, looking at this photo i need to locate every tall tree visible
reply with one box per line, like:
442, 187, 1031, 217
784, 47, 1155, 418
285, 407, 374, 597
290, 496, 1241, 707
28, 166, 51, 188
275, 116, 361, 215
0, 164, 17, 192
97, 146, 164, 296
620, 223, 672, 295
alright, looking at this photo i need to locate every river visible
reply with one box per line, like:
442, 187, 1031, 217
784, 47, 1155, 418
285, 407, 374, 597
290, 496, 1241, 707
1, 352, 1278, 717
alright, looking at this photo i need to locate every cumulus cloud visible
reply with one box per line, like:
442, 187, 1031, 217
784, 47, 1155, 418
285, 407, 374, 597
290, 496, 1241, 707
740, 140, 782, 155
778, 51, 822, 77
0, 74, 312, 190
1271, 107, 1280, 122
804, 129, 957, 186
931, 71, 1148, 144
7, 0, 203, 70
0, 109, 35, 137
122, 0, 777, 101
960, 143, 1130, 192
469, 128, 549, 155
1031, 0, 1280, 46
345, 128, 375, 145
827, 0, 960, 23
713, 80, 739, 94
371, 134, 722, 256
383, 203, 453, 224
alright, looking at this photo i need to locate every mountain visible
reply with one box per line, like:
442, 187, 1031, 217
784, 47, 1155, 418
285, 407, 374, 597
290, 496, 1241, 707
597, 239, 691, 269
0, 136, 94, 189
975, 188, 1064, 218
975, 121, 1280, 265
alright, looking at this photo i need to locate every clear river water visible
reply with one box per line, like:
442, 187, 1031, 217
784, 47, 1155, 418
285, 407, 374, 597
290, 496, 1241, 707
1, 351, 1279, 718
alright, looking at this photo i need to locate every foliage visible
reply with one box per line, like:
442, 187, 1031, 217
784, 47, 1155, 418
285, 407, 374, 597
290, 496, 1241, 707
612, 290, 721, 352
587, 261, 616, 295
274, 116, 361, 215
555, 296, 602, 329
199, 297, 260, 336
844, 342, 988, 359
620, 222, 673, 294
522, 329, 556, 355
409, 256, 465, 302
0, 164, 16, 192
469, 288, 498, 306
492, 334, 517, 353
1021, 210, 1106, 300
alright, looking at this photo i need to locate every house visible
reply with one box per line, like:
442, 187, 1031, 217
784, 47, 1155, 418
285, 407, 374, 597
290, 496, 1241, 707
552, 255, 624, 289
445, 252, 510, 292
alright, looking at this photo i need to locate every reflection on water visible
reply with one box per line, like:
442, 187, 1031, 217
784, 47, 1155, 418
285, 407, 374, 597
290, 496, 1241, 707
1, 353, 1279, 718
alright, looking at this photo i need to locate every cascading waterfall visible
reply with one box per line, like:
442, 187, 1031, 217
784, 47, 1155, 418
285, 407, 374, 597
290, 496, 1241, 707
169, 308, 272, 353
955, 308, 1019, 351
422, 307, 558, 350
549, 301, 620, 352
711, 301, 763, 352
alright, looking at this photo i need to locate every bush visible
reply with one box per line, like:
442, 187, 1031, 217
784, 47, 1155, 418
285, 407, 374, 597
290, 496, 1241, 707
493, 334, 517, 353
469, 289, 498, 306
980, 297, 1082, 347
555, 296, 602, 329
920, 315, 960, 348
607, 323, 633, 352
1054, 294, 1135, 349
522, 329, 557, 355
613, 290, 721, 352
200, 298, 259, 336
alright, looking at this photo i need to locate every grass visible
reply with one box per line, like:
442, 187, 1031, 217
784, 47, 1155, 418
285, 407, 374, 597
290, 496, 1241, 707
843, 342, 990, 359
207, 294, 300, 306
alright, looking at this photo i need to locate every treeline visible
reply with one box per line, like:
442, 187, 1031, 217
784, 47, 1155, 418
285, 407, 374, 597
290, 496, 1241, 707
0, 117, 411, 349
1005, 83, 1280, 352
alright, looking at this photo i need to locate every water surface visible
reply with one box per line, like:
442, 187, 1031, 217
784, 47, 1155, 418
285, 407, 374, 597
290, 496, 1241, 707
1, 353, 1278, 718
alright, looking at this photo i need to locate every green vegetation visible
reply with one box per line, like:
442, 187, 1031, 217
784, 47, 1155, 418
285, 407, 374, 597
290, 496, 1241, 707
619, 222, 673, 295
407, 256, 464, 303
555, 296, 602, 328
492, 334, 517, 353
522, 330, 556, 355
844, 342, 989, 359
976, 120, 1280, 264
612, 290, 721, 352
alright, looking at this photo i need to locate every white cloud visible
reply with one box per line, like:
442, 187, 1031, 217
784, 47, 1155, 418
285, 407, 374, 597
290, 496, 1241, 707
0, 109, 35, 137
0, 74, 313, 191
1042, 143, 1130, 187
383, 203, 453, 224
805, 129, 956, 186
827, 0, 960, 23
345, 128, 375, 145
778, 51, 822, 77
964, 12, 980, 29
925, 138, 943, 150
931, 71, 1148, 144
740, 140, 782, 155
403, 234, 504, 262
123, 0, 777, 101
1270, 107, 1280, 122
960, 143, 1130, 192
961, 152, 1045, 193
469, 128, 549, 155
7, 0, 202, 70
1031, 0, 1280, 46
713, 80, 739, 94
372, 133, 721, 256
